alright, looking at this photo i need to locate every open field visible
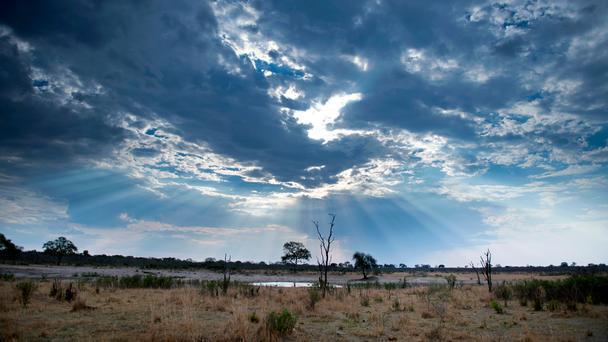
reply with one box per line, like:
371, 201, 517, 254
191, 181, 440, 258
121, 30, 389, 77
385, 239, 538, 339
1, 273, 607, 341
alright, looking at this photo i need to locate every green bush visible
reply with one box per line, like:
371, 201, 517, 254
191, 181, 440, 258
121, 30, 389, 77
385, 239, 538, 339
533, 286, 545, 311
16, 281, 37, 308
546, 299, 561, 311
266, 309, 297, 336
493, 282, 512, 306
0, 273, 15, 282
249, 311, 260, 323
49, 279, 63, 300
307, 287, 321, 309
490, 300, 503, 314
94, 274, 176, 289
360, 294, 370, 307
444, 274, 457, 290
391, 298, 401, 311
237, 283, 260, 298
511, 275, 608, 307
202, 280, 220, 296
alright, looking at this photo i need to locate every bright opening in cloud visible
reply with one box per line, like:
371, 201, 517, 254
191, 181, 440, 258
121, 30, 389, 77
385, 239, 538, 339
293, 93, 363, 142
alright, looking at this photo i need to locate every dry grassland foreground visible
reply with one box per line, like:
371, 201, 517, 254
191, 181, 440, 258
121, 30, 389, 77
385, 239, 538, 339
1, 279, 607, 341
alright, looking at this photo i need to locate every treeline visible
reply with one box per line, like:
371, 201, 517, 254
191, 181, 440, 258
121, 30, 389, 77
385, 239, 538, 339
1, 250, 606, 274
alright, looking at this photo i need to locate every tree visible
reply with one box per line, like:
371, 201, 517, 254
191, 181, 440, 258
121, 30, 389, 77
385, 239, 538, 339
281, 241, 311, 272
43, 237, 77, 265
314, 213, 336, 298
480, 249, 492, 292
469, 261, 481, 285
352, 252, 377, 279
0, 234, 23, 262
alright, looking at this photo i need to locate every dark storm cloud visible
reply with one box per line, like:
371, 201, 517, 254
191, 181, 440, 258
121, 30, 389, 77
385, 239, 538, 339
0, 0, 607, 190
0, 0, 379, 186
0, 36, 126, 171
249, 0, 608, 141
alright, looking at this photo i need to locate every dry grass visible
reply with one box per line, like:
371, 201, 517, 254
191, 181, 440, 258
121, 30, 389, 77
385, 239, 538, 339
0, 280, 607, 341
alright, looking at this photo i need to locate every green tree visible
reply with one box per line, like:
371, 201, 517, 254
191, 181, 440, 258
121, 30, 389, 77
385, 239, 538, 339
0, 233, 23, 263
281, 241, 311, 272
353, 252, 377, 279
43, 237, 77, 265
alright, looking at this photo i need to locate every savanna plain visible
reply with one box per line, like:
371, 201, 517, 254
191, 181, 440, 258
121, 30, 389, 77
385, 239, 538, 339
1, 270, 607, 341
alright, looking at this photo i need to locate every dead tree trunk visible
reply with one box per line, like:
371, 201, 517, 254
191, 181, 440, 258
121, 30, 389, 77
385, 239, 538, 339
222, 254, 231, 295
470, 261, 481, 285
480, 249, 492, 292
314, 214, 335, 298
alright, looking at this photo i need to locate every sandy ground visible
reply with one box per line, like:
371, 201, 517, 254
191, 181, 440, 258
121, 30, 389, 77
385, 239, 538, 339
0, 264, 566, 285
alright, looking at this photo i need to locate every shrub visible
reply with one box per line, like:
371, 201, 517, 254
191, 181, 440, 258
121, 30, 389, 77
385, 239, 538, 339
546, 299, 561, 311
493, 282, 512, 307
391, 298, 401, 311
71, 297, 95, 312
383, 282, 397, 295
533, 286, 545, 311
65, 283, 76, 302
266, 309, 297, 336
237, 283, 260, 298
307, 287, 321, 309
490, 300, 503, 314
203, 280, 220, 296
0, 273, 15, 282
444, 274, 457, 290
249, 312, 260, 323
360, 294, 370, 307
49, 279, 63, 300
16, 281, 37, 308
511, 275, 608, 307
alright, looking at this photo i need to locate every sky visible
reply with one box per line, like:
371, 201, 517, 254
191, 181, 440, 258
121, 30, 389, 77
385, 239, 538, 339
0, 0, 607, 267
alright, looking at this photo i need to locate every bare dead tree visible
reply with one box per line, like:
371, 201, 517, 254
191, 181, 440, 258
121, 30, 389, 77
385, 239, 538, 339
222, 253, 231, 295
469, 261, 481, 285
314, 213, 336, 298
479, 249, 492, 292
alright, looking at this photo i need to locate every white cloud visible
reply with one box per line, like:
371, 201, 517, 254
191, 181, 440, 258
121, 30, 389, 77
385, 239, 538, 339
292, 93, 363, 141
0, 186, 68, 225
346, 55, 369, 71
531, 164, 600, 179
401, 48, 458, 81
425, 206, 608, 266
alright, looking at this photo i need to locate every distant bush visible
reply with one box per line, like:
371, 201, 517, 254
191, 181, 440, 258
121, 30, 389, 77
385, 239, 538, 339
266, 309, 297, 336
203, 280, 220, 296
0, 273, 15, 282
533, 286, 545, 311
360, 294, 370, 307
391, 298, 400, 311
49, 279, 63, 300
16, 281, 37, 308
65, 283, 76, 302
490, 300, 503, 314
71, 297, 95, 312
307, 287, 321, 309
493, 282, 512, 307
511, 275, 608, 308
94, 274, 175, 289
444, 274, 457, 290
249, 311, 260, 323
373, 294, 384, 303
237, 283, 260, 298
546, 299, 561, 311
